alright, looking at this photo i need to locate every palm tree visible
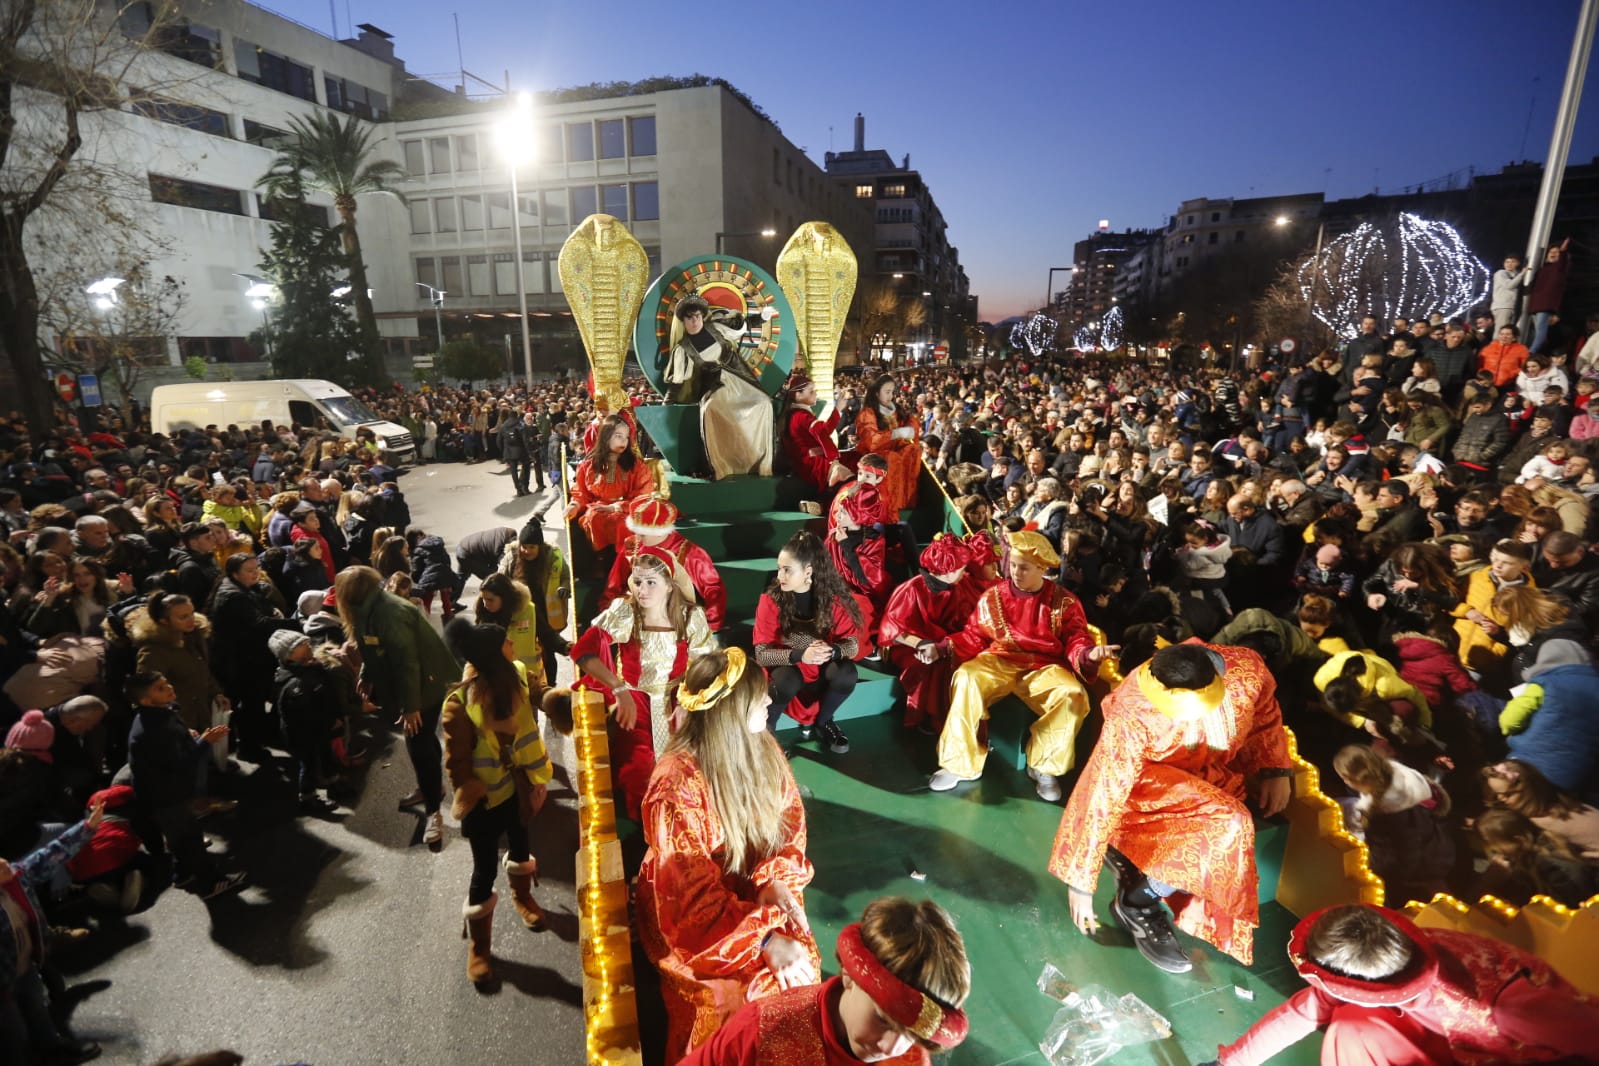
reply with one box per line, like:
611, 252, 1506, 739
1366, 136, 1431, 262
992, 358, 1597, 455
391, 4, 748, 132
260, 111, 404, 373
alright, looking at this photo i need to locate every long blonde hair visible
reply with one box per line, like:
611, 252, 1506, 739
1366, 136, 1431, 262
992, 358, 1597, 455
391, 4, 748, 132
669, 649, 788, 877
334, 565, 385, 640
628, 551, 694, 641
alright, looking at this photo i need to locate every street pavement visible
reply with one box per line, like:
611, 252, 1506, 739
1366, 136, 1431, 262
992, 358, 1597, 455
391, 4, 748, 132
58, 458, 586, 1065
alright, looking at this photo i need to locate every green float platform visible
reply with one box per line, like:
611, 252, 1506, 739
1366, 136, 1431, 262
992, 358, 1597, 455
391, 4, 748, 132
568, 466, 1321, 1064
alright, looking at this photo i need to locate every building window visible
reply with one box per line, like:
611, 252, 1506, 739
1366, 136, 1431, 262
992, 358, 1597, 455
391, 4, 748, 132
571, 185, 597, 220
597, 119, 625, 159
1211, 212, 1220, 222
323, 76, 387, 120
773, 148, 780, 185
1186, 215, 1194, 225
428, 137, 450, 174
485, 192, 512, 230
542, 189, 567, 227
601, 183, 628, 220
855, 184, 873, 199
467, 254, 490, 296
568, 122, 595, 162
539, 124, 564, 164
517, 193, 539, 228
434, 197, 457, 233
454, 135, 478, 172
1235, 230, 1245, 242
409, 200, 431, 234
545, 251, 560, 294
645, 246, 662, 278
883, 183, 907, 198
233, 40, 315, 102
415, 258, 437, 290
439, 255, 463, 295
402, 140, 425, 174
460, 194, 484, 231
1208, 231, 1219, 244
149, 174, 243, 215
121, 5, 223, 68
628, 116, 656, 156
493, 252, 517, 295
128, 92, 229, 137
255, 195, 330, 227
632, 182, 659, 221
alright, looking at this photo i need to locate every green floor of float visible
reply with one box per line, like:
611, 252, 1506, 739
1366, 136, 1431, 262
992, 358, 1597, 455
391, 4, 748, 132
574, 469, 1320, 1063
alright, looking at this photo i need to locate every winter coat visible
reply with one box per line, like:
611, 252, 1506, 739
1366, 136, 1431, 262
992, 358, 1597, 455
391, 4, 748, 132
1527, 254, 1572, 315
1392, 633, 1478, 709
1222, 512, 1286, 567
342, 588, 458, 717
409, 535, 455, 593
1402, 404, 1453, 449
1314, 650, 1432, 730
1509, 618, 1593, 686
1506, 661, 1599, 795
207, 577, 297, 693
1532, 554, 1599, 628
167, 546, 220, 607
1452, 411, 1511, 467
1176, 536, 1231, 581
129, 606, 222, 731
1450, 570, 1531, 676
1501, 430, 1559, 486
0, 819, 90, 998
127, 701, 209, 808
200, 498, 262, 537
273, 654, 358, 753
266, 510, 295, 548
1491, 265, 1531, 310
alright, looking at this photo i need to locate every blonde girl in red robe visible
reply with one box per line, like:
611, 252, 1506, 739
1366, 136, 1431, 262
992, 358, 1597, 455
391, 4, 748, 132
852, 375, 921, 518
564, 413, 655, 552
637, 648, 821, 1062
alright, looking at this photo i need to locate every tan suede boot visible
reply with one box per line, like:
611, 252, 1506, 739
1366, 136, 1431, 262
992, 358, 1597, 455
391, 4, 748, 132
461, 893, 496, 984
505, 857, 546, 931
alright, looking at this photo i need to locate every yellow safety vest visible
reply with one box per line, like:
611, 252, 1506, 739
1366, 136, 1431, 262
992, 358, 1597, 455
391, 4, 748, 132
465, 661, 552, 808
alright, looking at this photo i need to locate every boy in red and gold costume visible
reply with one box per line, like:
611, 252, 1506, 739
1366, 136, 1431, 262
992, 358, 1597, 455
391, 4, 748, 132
601, 496, 727, 631
879, 535, 979, 734
1050, 642, 1295, 975
927, 531, 1117, 803
681, 896, 971, 1066
827, 454, 892, 628
1204, 904, 1599, 1065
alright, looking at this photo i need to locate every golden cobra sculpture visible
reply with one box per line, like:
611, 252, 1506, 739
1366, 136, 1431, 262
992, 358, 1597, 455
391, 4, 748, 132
776, 222, 857, 404
559, 214, 650, 415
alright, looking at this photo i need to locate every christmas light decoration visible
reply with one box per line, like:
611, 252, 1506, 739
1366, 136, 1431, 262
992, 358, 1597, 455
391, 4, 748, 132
1099, 305, 1124, 351
1011, 312, 1057, 355
1073, 324, 1097, 351
1297, 213, 1488, 339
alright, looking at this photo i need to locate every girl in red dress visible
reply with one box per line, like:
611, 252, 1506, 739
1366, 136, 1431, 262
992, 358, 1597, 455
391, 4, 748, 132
781, 372, 850, 501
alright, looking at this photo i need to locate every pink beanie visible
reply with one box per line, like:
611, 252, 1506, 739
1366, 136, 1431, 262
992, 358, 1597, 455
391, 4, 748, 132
5, 709, 54, 761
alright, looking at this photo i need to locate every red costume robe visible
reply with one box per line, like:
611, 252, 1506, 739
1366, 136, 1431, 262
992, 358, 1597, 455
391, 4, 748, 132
569, 456, 654, 551
783, 405, 845, 496
600, 531, 727, 631
879, 573, 981, 730
853, 407, 921, 517
752, 593, 865, 725
1217, 906, 1599, 1065
949, 580, 1095, 670
679, 976, 927, 1066
826, 479, 890, 625
638, 748, 821, 1063
1047, 642, 1290, 964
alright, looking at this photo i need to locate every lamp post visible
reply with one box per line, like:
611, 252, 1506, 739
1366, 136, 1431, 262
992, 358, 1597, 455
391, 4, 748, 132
232, 272, 276, 358
1276, 215, 1326, 357
415, 282, 446, 352
86, 276, 125, 312
1045, 266, 1072, 313
715, 227, 778, 255
496, 91, 537, 392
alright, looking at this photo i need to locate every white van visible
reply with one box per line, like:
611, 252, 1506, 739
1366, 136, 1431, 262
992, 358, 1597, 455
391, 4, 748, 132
149, 379, 416, 460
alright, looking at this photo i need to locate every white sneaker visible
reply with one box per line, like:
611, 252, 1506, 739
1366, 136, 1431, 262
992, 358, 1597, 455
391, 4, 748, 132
929, 769, 976, 792
1028, 767, 1062, 802
424, 811, 445, 846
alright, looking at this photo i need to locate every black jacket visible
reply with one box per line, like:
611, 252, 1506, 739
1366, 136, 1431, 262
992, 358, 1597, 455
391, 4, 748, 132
127, 703, 207, 809
167, 546, 219, 605
207, 578, 297, 691
1532, 555, 1599, 629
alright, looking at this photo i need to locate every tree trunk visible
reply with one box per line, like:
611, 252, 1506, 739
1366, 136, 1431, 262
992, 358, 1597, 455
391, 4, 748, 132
336, 201, 387, 383
0, 213, 59, 431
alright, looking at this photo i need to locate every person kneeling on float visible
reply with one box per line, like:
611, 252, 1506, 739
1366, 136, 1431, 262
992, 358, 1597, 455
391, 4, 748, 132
928, 530, 1116, 802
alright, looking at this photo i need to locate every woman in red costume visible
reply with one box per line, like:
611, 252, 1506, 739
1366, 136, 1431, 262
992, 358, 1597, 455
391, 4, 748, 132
551, 548, 715, 820
880, 535, 980, 734
637, 648, 821, 1062
853, 375, 921, 518
564, 413, 654, 552
1204, 904, 1599, 1065
681, 896, 972, 1066
781, 372, 850, 501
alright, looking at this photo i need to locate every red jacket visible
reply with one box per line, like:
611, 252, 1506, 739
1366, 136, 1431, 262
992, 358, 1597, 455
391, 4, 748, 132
1479, 341, 1530, 387
1391, 633, 1478, 708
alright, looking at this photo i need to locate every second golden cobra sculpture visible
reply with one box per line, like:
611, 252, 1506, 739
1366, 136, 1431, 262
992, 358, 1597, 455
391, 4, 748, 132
558, 214, 649, 414
776, 222, 857, 404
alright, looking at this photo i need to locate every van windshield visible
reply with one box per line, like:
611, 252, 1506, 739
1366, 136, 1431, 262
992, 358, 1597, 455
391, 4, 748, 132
317, 395, 381, 429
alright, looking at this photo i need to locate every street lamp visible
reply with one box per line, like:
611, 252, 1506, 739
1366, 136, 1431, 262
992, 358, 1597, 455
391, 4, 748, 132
714, 227, 778, 255
86, 276, 126, 311
415, 282, 446, 352
232, 272, 276, 357
1275, 216, 1326, 356
1045, 266, 1072, 312
495, 91, 537, 391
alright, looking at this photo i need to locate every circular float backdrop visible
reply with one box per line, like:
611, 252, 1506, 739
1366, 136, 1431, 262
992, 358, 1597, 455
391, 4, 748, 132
632, 254, 798, 400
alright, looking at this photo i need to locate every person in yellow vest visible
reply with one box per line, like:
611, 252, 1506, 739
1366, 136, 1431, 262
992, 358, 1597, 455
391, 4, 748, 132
441, 619, 553, 986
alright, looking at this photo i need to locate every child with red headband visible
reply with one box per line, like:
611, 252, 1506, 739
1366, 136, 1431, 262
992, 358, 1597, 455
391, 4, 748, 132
681, 896, 971, 1065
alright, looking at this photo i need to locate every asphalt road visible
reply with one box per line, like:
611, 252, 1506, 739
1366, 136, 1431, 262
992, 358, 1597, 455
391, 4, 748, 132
57, 457, 587, 1065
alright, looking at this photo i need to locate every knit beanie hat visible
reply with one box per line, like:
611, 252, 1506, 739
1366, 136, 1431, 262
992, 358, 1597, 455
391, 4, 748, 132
5, 709, 54, 761
518, 520, 545, 546
296, 589, 325, 618
268, 628, 311, 663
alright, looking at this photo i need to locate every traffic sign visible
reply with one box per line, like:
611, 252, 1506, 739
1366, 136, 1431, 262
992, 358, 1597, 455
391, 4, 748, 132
77, 374, 102, 407
55, 372, 75, 402
1279, 338, 1297, 354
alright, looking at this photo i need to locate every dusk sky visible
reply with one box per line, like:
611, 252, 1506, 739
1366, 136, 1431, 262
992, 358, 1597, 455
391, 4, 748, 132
265, 0, 1599, 321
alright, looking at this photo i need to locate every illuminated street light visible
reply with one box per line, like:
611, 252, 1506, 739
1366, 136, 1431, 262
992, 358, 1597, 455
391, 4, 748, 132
87, 276, 126, 311
495, 91, 537, 390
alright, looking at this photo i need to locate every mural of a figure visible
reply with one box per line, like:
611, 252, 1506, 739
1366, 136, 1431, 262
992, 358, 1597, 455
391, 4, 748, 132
662, 293, 774, 479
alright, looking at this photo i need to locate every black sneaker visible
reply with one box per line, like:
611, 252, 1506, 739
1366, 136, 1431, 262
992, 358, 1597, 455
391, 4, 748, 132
1111, 895, 1192, 974
818, 722, 850, 754
44, 1039, 101, 1064
200, 871, 247, 900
